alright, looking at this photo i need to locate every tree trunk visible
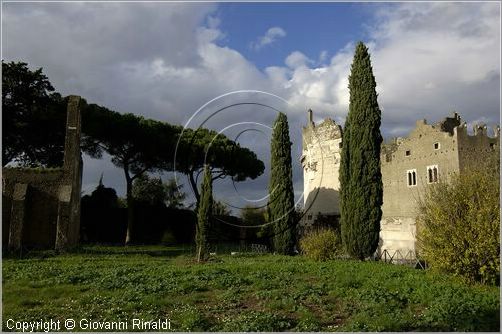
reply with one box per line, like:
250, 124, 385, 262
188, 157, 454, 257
196, 166, 212, 263
189, 170, 200, 207
124, 169, 134, 245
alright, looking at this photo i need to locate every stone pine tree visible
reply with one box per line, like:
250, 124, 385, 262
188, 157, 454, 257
269, 112, 296, 255
196, 165, 213, 262
339, 42, 383, 260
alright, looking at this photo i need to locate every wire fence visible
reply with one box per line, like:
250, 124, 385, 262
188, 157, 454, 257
373, 249, 428, 269
209, 243, 428, 270
210, 242, 270, 255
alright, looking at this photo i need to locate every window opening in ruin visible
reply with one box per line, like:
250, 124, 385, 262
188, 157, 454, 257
427, 165, 438, 183
405, 150, 411, 156
407, 169, 417, 186
434, 142, 440, 150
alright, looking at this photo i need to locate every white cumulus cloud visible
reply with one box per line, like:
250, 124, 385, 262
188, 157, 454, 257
2, 2, 499, 205
250, 26, 287, 50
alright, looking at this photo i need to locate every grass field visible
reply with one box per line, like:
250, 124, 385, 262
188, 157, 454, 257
2, 245, 500, 331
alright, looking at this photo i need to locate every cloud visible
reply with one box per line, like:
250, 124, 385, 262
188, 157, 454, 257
318, 50, 329, 64
368, 2, 500, 135
285, 51, 312, 69
2, 2, 499, 209
274, 2, 500, 136
250, 26, 287, 50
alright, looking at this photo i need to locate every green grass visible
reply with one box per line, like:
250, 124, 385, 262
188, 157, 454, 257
2, 245, 500, 331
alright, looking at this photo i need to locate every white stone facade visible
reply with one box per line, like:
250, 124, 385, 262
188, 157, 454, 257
301, 110, 342, 228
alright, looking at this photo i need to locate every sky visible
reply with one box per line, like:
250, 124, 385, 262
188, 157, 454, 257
2, 1, 501, 212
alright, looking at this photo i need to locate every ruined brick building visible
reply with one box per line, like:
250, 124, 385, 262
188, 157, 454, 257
2, 96, 83, 251
301, 109, 499, 257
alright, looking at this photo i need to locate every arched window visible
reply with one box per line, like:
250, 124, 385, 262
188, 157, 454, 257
427, 165, 439, 183
406, 169, 417, 187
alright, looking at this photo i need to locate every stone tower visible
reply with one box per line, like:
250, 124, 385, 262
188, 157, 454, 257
300, 109, 343, 230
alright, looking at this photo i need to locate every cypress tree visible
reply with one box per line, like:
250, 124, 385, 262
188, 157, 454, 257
196, 165, 212, 262
269, 112, 296, 255
339, 42, 383, 260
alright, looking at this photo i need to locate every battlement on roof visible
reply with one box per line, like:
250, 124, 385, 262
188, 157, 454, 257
302, 109, 343, 147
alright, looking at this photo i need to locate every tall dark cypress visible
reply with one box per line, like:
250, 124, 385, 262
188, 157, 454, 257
196, 165, 212, 262
339, 42, 383, 260
269, 112, 296, 255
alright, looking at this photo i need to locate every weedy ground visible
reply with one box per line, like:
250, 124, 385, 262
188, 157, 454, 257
2, 245, 500, 331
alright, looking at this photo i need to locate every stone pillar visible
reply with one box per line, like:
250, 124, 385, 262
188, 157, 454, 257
63, 96, 82, 173
55, 185, 72, 251
56, 96, 82, 250
8, 183, 29, 252
308, 109, 314, 126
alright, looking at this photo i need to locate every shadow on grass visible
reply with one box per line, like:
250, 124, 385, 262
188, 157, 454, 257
3, 244, 195, 259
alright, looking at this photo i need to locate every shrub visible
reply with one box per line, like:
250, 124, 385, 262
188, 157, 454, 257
300, 229, 342, 261
416, 163, 500, 285
161, 231, 176, 245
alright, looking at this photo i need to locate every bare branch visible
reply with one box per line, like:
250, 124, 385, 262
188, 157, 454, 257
211, 172, 226, 181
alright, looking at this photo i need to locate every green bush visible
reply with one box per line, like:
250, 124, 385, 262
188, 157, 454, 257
300, 229, 342, 261
417, 163, 500, 285
160, 231, 176, 245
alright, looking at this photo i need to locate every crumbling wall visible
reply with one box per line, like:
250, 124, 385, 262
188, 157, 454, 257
300, 109, 499, 258
2, 96, 82, 251
457, 123, 500, 172
2, 169, 63, 249
379, 112, 499, 256
379, 114, 462, 254
301, 110, 343, 228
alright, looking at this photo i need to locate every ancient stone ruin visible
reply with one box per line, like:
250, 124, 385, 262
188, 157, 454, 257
301, 109, 500, 259
2, 96, 83, 252
300, 109, 342, 234
379, 112, 499, 256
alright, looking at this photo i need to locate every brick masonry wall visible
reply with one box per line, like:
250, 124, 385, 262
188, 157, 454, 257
2, 96, 82, 251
